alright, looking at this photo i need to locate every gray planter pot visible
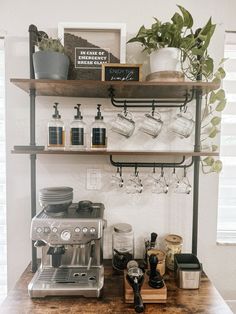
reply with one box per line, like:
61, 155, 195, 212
33, 51, 69, 80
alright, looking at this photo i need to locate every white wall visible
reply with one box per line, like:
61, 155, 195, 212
1, 0, 236, 300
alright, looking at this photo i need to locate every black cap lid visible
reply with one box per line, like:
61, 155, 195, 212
52, 102, 61, 119
95, 104, 103, 120
74, 104, 83, 120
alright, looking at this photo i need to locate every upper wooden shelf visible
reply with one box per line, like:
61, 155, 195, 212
10, 79, 220, 99
11, 147, 219, 157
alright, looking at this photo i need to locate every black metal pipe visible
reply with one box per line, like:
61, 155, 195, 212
109, 155, 194, 169
30, 154, 37, 272
192, 88, 202, 255
28, 24, 38, 79
28, 25, 39, 272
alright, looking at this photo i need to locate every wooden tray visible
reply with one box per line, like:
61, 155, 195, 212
124, 271, 167, 304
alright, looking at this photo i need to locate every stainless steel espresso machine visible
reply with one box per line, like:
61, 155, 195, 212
28, 200, 106, 298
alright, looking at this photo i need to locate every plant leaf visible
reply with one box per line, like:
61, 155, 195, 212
216, 99, 227, 112
177, 5, 193, 28
212, 145, 218, 152
211, 116, 221, 126
209, 91, 217, 104
203, 156, 215, 166
211, 160, 223, 173
208, 126, 219, 138
215, 89, 225, 100
171, 12, 184, 29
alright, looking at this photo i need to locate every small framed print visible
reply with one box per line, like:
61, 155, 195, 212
58, 23, 126, 80
101, 63, 142, 81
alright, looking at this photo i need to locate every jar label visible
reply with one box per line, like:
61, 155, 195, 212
49, 127, 64, 145
71, 128, 84, 145
92, 128, 106, 145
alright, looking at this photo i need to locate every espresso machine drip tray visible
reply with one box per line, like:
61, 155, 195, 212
28, 266, 104, 298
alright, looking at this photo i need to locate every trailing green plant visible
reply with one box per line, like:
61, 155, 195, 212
37, 36, 65, 54
127, 5, 216, 81
200, 59, 227, 174
128, 5, 227, 174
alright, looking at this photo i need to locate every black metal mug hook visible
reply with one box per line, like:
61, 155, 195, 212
119, 166, 123, 177
124, 101, 127, 116
152, 100, 155, 116
161, 165, 164, 177
184, 166, 187, 177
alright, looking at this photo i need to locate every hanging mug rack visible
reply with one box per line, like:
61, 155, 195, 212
108, 86, 195, 109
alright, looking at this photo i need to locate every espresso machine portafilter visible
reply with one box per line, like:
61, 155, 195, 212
28, 201, 106, 298
126, 260, 145, 313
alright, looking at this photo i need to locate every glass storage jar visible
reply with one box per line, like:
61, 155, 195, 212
165, 234, 183, 270
112, 223, 134, 271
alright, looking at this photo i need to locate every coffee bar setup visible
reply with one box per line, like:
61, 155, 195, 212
2, 7, 233, 314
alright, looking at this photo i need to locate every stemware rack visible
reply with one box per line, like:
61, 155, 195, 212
10, 24, 220, 272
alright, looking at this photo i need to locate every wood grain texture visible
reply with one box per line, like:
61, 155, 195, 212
11, 148, 220, 157
10, 79, 220, 99
0, 261, 232, 314
124, 272, 167, 303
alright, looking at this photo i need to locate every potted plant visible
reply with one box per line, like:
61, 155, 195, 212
127, 5, 216, 81
33, 36, 69, 80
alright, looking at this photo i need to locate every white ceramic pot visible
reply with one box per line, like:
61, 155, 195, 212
149, 48, 181, 73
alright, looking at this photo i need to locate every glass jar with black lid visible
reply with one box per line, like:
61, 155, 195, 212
112, 223, 134, 271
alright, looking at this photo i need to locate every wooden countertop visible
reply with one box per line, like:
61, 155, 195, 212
1, 261, 232, 314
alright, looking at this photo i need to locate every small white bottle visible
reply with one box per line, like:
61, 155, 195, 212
91, 104, 107, 150
47, 102, 65, 150
70, 104, 86, 150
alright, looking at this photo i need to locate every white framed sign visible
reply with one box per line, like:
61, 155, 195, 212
58, 22, 126, 80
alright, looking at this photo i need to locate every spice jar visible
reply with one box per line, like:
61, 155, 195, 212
165, 234, 183, 270
112, 223, 134, 271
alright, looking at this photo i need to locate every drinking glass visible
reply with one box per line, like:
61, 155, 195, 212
174, 167, 192, 194
126, 170, 143, 194
111, 167, 124, 189
168, 168, 180, 189
145, 168, 168, 194
139, 110, 163, 138
111, 108, 135, 138
169, 107, 194, 139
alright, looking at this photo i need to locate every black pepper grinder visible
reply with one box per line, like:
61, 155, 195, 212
91, 104, 107, 149
148, 254, 164, 289
150, 232, 158, 248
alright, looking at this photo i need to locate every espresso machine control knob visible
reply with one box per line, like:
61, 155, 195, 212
61, 230, 71, 241
82, 227, 88, 233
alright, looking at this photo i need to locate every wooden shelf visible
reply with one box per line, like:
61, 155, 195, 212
10, 79, 220, 99
11, 147, 219, 157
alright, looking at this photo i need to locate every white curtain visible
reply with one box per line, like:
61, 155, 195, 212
218, 32, 236, 242
0, 37, 7, 302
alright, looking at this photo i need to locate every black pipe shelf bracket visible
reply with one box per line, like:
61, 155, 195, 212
108, 86, 195, 109
109, 155, 194, 170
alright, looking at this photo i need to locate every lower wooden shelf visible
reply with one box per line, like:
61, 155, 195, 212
11, 146, 219, 157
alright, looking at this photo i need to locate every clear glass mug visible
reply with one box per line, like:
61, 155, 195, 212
169, 109, 194, 139
111, 110, 135, 138
139, 111, 163, 138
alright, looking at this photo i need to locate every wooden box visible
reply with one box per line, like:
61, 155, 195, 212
124, 271, 167, 304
